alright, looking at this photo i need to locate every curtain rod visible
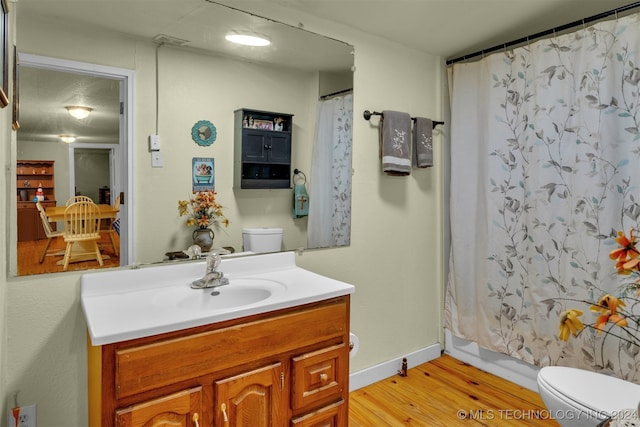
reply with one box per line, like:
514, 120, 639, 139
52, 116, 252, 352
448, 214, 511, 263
319, 88, 353, 100
446, 1, 640, 65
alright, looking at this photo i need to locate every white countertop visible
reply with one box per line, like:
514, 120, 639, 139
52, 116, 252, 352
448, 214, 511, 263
81, 251, 355, 346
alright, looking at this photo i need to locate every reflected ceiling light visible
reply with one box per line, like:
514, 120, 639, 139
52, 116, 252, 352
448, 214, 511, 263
65, 105, 93, 120
225, 33, 271, 47
60, 134, 76, 144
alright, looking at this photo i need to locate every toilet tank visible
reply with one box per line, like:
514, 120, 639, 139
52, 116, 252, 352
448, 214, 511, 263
242, 227, 283, 253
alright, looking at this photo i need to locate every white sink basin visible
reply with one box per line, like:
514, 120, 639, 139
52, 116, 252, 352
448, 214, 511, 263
152, 278, 287, 311
81, 251, 355, 345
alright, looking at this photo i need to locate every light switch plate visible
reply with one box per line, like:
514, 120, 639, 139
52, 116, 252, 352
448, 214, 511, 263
149, 134, 161, 151
8, 404, 36, 427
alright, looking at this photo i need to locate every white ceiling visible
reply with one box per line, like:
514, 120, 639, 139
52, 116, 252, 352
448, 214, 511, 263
14, 0, 640, 145
232, 0, 638, 60
16, 0, 639, 64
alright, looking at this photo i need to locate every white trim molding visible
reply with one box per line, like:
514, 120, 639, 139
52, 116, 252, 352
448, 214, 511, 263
349, 343, 441, 392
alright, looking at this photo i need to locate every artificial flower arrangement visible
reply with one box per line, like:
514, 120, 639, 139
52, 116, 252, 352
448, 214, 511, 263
559, 228, 640, 349
178, 190, 229, 230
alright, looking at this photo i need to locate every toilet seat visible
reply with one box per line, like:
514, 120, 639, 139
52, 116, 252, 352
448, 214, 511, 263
538, 366, 640, 416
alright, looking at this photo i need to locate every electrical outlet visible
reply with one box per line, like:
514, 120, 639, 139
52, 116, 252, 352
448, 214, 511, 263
8, 404, 36, 427
151, 151, 164, 168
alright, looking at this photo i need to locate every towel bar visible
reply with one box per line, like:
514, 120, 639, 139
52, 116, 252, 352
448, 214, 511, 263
363, 110, 444, 129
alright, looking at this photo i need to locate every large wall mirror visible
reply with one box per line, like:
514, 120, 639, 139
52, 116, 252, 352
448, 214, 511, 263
14, 0, 354, 276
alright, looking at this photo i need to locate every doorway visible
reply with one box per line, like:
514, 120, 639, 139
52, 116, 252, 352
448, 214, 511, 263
72, 147, 114, 203
14, 53, 133, 276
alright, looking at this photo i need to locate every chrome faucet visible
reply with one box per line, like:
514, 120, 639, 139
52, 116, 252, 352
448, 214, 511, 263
191, 252, 230, 289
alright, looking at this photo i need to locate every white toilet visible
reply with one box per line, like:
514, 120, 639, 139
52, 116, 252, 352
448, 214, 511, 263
242, 227, 283, 253
537, 366, 640, 426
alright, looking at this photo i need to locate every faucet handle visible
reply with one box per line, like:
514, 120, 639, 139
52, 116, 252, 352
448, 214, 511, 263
206, 251, 221, 272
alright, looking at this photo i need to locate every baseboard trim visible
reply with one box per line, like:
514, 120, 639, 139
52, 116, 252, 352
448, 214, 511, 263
349, 343, 441, 392
444, 329, 539, 391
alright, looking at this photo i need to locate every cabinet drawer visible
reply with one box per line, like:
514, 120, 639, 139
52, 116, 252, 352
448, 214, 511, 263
292, 344, 347, 412
115, 299, 347, 399
291, 400, 346, 426
115, 386, 202, 427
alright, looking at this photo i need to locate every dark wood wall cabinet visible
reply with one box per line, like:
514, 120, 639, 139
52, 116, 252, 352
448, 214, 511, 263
17, 160, 56, 241
234, 108, 294, 189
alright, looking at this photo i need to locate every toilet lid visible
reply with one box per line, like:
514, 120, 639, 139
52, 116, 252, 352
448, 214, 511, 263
242, 227, 283, 235
539, 366, 640, 414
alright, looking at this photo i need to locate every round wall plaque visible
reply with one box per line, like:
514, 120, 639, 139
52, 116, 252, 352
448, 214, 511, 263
191, 120, 217, 146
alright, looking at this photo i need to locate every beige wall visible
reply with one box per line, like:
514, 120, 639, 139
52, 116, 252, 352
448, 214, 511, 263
140, 45, 315, 255
2, 4, 444, 426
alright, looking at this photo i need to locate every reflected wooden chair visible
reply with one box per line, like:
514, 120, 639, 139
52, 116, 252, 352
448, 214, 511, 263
36, 201, 64, 263
65, 195, 93, 205
99, 194, 120, 256
62, 201, 104, 271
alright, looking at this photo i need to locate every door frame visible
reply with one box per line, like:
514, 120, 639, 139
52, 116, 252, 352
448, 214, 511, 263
18, 53, 134, 267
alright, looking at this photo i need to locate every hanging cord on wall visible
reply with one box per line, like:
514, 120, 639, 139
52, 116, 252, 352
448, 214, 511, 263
446, 1, 640, 65
154, 43, 163, 134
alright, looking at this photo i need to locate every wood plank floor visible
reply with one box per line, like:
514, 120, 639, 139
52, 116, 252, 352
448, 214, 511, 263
17, 233, 120, 276
349, 354, 559, 426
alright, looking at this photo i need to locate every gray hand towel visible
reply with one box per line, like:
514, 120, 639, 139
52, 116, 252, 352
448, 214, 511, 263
413, 117, 433, 168
379, 110, 412, 175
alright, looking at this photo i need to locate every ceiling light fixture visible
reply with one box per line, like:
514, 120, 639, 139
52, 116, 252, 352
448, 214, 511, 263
60, 135, 76, 144
225, 34, 271, 47
65, 105, 93, 120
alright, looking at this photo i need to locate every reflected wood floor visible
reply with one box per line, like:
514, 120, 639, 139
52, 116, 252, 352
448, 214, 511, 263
17, 233, 120, 276
349, 354, 559, 426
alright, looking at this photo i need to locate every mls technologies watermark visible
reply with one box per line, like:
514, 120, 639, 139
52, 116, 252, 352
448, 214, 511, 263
456, 408, 638, 422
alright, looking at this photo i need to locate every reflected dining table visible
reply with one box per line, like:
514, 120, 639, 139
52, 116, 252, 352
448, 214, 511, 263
45, 204, 119, 265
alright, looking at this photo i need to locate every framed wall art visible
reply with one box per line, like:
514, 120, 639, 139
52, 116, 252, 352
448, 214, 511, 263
192, 157, 215, 192
0, 0, 9, 108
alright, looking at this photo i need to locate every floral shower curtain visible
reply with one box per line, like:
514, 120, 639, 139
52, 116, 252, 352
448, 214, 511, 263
307, 93, 352, 249
446, 12, 640, 382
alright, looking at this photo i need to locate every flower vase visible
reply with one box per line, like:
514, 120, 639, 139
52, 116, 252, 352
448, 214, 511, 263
192, 227, 214, 252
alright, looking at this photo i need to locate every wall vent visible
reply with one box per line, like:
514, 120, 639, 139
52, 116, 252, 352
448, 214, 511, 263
152, 34, 190, 46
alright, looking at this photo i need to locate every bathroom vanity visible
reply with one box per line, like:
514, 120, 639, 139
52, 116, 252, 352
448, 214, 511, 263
81, 252, 354, 427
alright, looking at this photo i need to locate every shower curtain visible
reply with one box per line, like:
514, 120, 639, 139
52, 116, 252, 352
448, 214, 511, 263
307, 93, 353, 249
446, 12, 640, 382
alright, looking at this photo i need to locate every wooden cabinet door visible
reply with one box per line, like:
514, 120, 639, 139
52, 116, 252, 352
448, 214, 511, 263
214, 363, 286, 427
267, 133, 291, 164
17, 206, 38, 242
242, 130, 269, 162
115, 387, 202, 427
